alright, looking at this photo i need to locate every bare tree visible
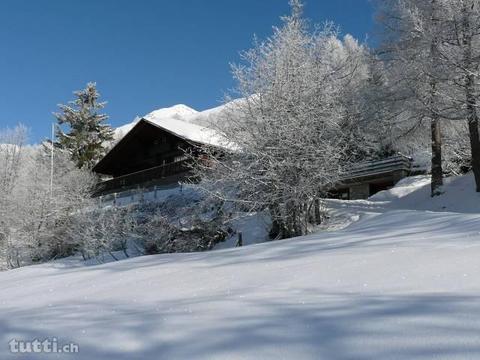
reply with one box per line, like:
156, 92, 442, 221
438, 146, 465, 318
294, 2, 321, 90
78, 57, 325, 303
0, 125, 27, 269
377, 0, 452, 196
436, 0, 480, 190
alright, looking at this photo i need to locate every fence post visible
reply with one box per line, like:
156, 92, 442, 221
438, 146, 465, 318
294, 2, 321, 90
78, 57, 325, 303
236, 232, 243, 247
154, 185, 158, 200
113, 192, 117, 207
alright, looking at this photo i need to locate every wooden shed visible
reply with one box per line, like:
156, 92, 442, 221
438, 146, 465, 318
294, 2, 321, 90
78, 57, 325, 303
330, 155, 414, 200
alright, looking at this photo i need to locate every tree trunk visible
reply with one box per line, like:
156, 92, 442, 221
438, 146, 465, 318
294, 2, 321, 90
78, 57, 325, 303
314, 198, 322, 225
269, 219, 283, 239
431, 117, 443, 196
462, 1, 480, 191
465, 72, 480, 191
467, 109, 480, 192
429, 0, 443, 197
290, 202, 303, 237
268, 203, 285, 239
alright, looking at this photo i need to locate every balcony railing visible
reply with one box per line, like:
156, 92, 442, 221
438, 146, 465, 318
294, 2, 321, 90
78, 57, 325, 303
94, 160, 191, 196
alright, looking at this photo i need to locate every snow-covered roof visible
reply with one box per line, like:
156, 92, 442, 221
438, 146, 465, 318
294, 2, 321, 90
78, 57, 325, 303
114, 104, 198, 140
142, 113, 228, 149
114, 103, 234, 149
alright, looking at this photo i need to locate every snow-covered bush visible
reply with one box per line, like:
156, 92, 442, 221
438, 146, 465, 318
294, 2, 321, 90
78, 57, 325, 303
68, 205, 137, 261
133, 192, 228, 254
65, 189, 229, 261
0, 135, 96, 269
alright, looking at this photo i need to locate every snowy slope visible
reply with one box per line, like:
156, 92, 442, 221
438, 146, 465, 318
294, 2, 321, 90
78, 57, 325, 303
182, 103, 227, 128
1, 174, 480, 359
373, 173, 480, 213
182, 98, 246, 128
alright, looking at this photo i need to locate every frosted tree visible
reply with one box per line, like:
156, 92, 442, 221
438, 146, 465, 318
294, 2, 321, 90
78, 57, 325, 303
54, 82, 114, 169
330, 35, 391, 161
0, 125, 27, 269
436, 0, 480, 190
378, 0, 480, 193
377, 0, 453, 196
193, 1, 369, 238
0, 125, 27, 198
2, 144, 95, 268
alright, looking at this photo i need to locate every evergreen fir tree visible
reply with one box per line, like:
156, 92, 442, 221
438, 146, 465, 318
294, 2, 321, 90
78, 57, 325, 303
54, 82, 114, 169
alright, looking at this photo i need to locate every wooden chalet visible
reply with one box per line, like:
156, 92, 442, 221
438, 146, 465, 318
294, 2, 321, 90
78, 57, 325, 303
93, 108, 418, 201
93, 116, 223, 196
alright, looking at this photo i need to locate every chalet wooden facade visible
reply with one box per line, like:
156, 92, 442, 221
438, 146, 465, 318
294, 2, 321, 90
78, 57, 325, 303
93, 113, 417, 200
93, 118, 216, 196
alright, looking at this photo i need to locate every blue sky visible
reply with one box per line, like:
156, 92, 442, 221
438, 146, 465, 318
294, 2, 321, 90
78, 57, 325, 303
0, 0, 375, 142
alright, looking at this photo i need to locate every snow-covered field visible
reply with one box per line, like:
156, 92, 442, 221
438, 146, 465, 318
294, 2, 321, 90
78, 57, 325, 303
1, 174, 480, 359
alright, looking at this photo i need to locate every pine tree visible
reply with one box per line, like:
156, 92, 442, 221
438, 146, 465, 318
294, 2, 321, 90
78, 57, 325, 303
54, 82, 114, 169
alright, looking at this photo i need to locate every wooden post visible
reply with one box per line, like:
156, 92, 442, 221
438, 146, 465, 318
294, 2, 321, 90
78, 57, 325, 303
113, 193, 117, 207
236, 232, 243, 247
154, 185, 158, 199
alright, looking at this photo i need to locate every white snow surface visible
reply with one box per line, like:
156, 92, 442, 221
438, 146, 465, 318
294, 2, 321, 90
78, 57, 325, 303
1, 174, 480, 359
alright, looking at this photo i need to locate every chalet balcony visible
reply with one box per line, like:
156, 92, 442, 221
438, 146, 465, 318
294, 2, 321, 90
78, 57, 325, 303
94, 160, 192, 196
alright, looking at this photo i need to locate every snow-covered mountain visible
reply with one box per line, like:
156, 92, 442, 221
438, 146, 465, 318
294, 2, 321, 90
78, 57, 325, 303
146, 104, 199, 120
114, 104, 196, 139
114, 102, 230, 140
183, 103, 231, 128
